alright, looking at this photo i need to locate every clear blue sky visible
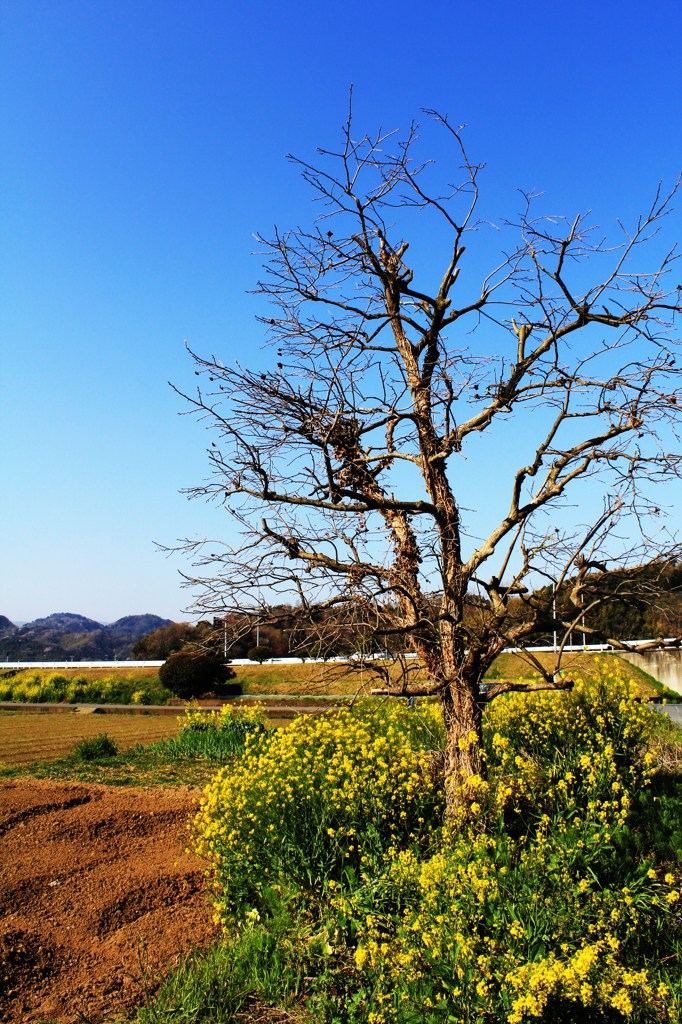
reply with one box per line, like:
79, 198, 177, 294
1, 0, 681, 624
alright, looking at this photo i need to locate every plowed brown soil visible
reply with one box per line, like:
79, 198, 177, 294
0, 779, 216, 1023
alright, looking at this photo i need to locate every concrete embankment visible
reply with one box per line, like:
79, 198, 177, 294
0, 698, 344, 719
618, 649, 682, 696
652, 703, 682, 725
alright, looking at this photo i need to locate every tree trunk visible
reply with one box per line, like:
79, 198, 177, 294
441, 680, 484, 814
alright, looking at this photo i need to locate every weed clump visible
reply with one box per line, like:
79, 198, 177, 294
72, 733, 119, 761
149, 702, 266, 762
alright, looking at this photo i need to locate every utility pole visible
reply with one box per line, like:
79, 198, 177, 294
581, 593, 586, 649
552, 583, 557, 652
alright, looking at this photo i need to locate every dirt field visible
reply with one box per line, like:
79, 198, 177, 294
0, 779, 216, 1023
0, 710, 183, 766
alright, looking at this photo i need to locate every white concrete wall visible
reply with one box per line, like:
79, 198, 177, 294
618, 649, 682, 696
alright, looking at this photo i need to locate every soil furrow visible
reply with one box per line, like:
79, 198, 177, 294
0, 780, 216, 1024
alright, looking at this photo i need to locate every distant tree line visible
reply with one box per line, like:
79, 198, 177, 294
133, 562, 682, 663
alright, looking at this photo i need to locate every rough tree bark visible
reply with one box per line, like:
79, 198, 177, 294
175, 102, 682, 810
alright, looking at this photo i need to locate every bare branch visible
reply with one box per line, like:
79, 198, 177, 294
176, 105, 682, 807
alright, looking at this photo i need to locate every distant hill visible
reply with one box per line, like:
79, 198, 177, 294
28, 612, 103, 634
0, 613, 173, 661
106, 614, 170, 644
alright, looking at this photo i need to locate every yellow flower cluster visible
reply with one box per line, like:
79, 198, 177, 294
483, 666, 659, 824
485, 663, 658, 765
341, 672, 677, 1022
505, 941, 657, 1022
180, 699, 266, 733
348, 827, 677, 1022
192, 700, 445, 922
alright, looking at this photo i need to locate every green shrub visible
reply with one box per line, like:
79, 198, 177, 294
159, 652, 236, 700
247, 644, 275, 663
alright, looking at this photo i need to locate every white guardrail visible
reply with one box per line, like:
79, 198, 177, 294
0, 660, 166, 670
0, 640, 679, 671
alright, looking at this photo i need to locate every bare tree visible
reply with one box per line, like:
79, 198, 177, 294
177, 107, 682, 807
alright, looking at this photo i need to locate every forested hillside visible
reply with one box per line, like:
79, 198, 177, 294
0, 613, 172, 661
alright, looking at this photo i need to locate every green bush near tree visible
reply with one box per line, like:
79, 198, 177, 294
158, 652, 238, 700
246, 644, 275, 664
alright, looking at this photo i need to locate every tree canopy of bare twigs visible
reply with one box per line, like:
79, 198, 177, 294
176, 106, 682, 804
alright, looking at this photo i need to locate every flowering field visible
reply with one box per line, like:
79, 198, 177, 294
0, 668, 171, 705
132, 662, 682, 1023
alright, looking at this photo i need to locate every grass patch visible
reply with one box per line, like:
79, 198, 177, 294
0, 740, 230, 788
0, 665, 163, 683
235, 660, 362, 695
237, 652, 679, 702
1, 653, 678, 705
0, 753, 220, 790
134, 891, 316, 1024
72, 732, 119, 760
